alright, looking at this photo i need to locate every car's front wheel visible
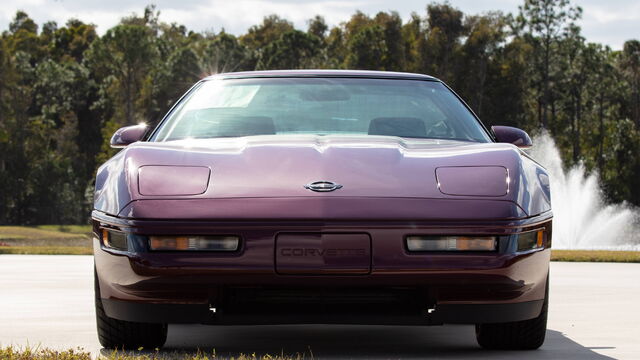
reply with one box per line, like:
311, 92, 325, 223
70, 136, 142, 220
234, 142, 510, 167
94, 270, 168, 349
475, 276, 549, 350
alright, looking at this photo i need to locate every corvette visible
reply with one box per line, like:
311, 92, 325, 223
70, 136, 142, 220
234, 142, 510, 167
280, 247, 367, 257
92, 70, 552, 351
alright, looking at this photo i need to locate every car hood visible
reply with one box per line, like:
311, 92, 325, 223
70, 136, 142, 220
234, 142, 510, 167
94, 135, 551, 219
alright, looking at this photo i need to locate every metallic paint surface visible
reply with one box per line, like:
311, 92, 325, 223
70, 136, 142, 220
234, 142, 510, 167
202, 69, 437, 82
93, 216, 551, 306
94, 136, 551, 219
138, 165, 210, 196
110, 124, 147, 148
436, 166, 508, 197
93, 70, 553, 326
275, 233, 372, 275
492, 125, 533, 148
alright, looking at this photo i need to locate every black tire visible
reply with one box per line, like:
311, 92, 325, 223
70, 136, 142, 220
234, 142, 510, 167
94, 270, 168, 350
475, 275, 549, 350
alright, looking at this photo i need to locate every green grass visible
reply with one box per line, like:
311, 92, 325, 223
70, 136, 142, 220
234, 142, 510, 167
0, 225, 91, 238
0, 226, 68, 240
551, 250, 640, 263
35, 225, 92, 234
0, 225, 92, 247
0, 246, 92, 255
0, 346, 305, 360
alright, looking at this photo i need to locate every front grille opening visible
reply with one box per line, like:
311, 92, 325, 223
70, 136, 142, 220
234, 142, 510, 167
220, 286, 428, 316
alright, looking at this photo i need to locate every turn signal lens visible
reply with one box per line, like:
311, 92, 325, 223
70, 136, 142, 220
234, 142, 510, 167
406, 236, 497, 252
537, 231, 544, 248
149, 236, 239, 251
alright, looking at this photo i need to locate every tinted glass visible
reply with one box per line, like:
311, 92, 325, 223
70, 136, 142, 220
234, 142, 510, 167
151, 78, 491, 142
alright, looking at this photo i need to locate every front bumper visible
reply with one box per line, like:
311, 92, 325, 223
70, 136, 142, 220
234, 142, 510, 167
101, 297, 544, 325
93, 211, 551, 325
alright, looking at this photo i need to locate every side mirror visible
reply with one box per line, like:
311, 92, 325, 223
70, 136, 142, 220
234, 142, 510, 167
110, 124, 148, 148
491, 125, 532, 148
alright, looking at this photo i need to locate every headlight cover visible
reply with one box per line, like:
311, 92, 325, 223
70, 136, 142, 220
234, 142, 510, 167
138, 165, 210, 196
436, 166, 509, 197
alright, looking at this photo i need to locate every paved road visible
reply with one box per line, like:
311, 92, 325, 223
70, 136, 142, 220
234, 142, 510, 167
0, 255, 638, 359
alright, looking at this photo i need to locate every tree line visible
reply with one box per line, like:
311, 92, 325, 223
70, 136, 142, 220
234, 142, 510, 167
0, 0, 639, 224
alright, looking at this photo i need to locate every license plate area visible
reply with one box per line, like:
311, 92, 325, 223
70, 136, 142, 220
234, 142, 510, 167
275, 233, 371, 275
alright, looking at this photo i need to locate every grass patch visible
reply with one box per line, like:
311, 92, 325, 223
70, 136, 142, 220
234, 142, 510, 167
0, 225, 91, 238
35, 225, 92, 234
551, 250, 640, 263
0, 346, 305, 359
0, 246, 92, 255
0, 347, 93, 360
0, 225, 92, 247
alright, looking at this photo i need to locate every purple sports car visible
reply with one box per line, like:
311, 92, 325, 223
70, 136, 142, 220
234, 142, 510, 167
92, 70, 552, 350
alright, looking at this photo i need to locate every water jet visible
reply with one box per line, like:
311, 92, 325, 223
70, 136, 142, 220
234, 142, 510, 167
528, 133, 640, 250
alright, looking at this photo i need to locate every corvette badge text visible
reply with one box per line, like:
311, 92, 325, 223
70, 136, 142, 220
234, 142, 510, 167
280, 248, 366, 257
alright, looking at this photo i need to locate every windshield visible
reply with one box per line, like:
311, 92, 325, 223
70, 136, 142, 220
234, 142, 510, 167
151, 77, 492, 142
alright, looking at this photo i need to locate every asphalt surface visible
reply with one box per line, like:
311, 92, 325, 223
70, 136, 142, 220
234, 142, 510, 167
0, 255, 638, 359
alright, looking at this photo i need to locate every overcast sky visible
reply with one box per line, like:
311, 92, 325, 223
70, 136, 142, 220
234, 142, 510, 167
1, 0, 637, 50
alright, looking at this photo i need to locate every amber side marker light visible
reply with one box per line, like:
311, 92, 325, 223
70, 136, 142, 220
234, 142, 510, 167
537, 231, 544, 248
149, 236, 239, 251
406, 236, 497, 252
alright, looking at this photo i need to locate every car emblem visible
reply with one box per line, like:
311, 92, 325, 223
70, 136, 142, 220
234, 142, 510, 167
304, 181, 343, 192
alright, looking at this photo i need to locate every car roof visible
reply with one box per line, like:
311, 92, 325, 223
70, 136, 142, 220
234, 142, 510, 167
203, 69, 438, 81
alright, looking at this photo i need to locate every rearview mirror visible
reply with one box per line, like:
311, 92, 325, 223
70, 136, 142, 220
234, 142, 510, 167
491, 126, 532, 148
110, 124, 148, 148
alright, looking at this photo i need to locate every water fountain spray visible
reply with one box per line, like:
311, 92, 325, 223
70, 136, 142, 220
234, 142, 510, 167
528, 132, 640, 250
